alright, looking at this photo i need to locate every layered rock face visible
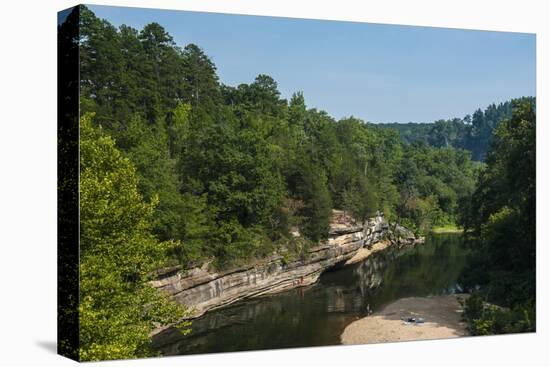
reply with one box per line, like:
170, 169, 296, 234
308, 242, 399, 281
150, 211, 420, 322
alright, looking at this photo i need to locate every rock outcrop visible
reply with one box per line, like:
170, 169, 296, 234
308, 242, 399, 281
150, 210, 421, 326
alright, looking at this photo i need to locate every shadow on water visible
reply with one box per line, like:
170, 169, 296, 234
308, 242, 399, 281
153, 233, 468, 355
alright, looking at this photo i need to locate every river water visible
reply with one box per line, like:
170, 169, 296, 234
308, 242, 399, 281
153, 233, 468, 355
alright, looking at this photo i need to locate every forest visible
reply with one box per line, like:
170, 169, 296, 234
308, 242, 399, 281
377, 99, 531, 161
459, 99, 536, 335
60, 5, 536, 361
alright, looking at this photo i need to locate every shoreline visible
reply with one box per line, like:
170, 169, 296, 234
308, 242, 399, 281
152, 211, 423, 323
341, 294, 469, 345
151, 211, 426, 339
344, 240, 392, 265
430, 226, 464, 234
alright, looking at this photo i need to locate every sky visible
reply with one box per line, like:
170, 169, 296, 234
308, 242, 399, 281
87, 4, 536, 124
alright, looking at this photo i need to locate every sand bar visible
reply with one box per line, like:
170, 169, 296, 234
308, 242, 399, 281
341, 294, 469, 345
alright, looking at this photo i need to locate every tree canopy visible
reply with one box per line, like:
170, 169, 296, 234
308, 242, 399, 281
378, 99, 534, 161
77, 4, 483, 267
79, 113, 190, 361
459, 98, 536, 334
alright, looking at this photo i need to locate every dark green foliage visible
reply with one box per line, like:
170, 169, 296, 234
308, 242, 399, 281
393, 142, 477, 234
463, 294, 535, 335
79, 114, 190, 361
288, 158, 333, 242
459, 98, 536, 333
181, 43, 221, 110
178, 109, 288, 267
341, 175, 379, 222
378, 99, 533, 161
58, 6, 80, 359
78, 5, 484, 268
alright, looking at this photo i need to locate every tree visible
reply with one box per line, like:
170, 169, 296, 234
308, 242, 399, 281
79, 114, 190, 361
459, 98, 535, 308
181, 43, 220, 108
288, 157, 332, 241
79, 6, 125, 124
76, 4, 490, 274
178, 109, 287, 266
377, 99, 524, 161
288, 92, 306, 127
341, 175, 379, 222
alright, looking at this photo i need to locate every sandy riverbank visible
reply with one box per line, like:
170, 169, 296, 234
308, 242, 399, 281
341, 294, 469, 345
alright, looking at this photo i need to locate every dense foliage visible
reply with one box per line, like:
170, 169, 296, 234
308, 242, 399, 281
393, 142, 478, 233
78, 6, 478, 269
79, 114, 190, 361
378, 99, 533, 161
459, 98, 536, 334
462, 293, 535, 336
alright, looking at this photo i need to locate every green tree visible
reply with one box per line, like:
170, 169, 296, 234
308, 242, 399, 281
288, 158, 333, 241
377, 99, 522, 161
76, 4, 486, 274
460, 97, 535, 311
181, 43, 220, 108
79, 114, 190, 361
79, 5, 125, 124
288, 92, 306, 127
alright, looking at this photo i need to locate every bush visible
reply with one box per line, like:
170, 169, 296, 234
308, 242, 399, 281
463, 293, 535, 336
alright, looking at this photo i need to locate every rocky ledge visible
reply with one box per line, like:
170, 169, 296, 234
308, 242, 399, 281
150, 210, 423, 329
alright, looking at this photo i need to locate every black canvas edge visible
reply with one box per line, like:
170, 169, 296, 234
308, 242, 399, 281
57, 4, 81, 362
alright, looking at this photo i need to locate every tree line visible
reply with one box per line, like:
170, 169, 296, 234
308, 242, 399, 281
378, 98, 533, 161
78, 5, 477, 269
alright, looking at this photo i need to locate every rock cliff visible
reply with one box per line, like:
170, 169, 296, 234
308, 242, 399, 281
150, 210, 421, 326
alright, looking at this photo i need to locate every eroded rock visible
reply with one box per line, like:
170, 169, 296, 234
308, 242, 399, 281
150, 210, 422, 329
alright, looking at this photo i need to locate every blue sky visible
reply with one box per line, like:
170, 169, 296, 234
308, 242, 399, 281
87, 4, 536, 123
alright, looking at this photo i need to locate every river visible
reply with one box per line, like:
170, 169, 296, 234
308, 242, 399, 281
152, 233, 468, 355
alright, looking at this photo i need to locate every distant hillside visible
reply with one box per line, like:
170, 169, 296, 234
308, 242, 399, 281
377, 97, 535, 161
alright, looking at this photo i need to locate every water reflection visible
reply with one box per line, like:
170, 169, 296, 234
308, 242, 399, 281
152, 233, 467, 355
